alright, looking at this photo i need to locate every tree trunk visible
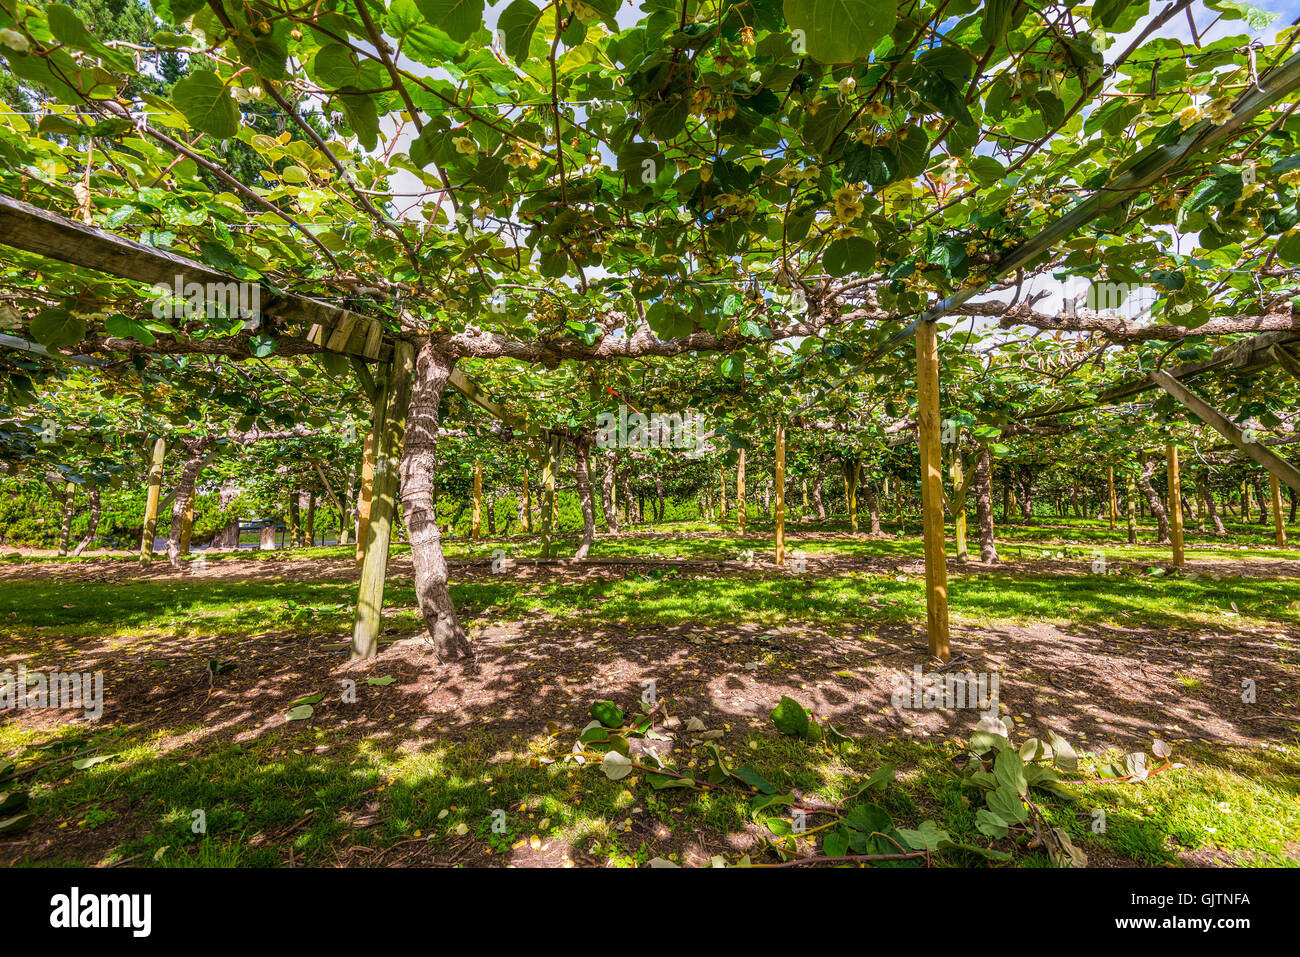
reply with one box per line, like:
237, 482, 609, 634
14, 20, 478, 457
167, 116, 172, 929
166, 445, 209, 567
71, 487, 101, 556
401, 343, 472, 661
305, 492, 316, 546
812, 472, 826, 519
598, 451, 615, 531
57, 482, 76, 557
974, 443, 998, 563
864, 479, 883, 536
1201, 472, 1225, 534
574, 431, 596, 559
619, 468, 637, 524
1138, 457, 1170, 544
1125, 470, 1139, 544
287, 491, 301, 548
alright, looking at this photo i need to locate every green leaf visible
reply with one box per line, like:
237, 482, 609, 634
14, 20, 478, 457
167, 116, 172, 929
1045, 730, 1078, 773
105, 314, 157, 345
414, 0, 485, 43
285, 704, 315, 721
994, 744, 1028, 796
589, 700, 624, 728
897, 820, 949, 851
782, 0, 898, 64
365, 675, 396, 686
71, 754, 118, 770
29, 307, 87, 349
822, 828, 850, 858
172, 70, 240, 139
824, 236, 876, 276
968, 155, 1006, 186
498, 0, 543, 64
770, 695, 811, 738
986, 783, 1028, 824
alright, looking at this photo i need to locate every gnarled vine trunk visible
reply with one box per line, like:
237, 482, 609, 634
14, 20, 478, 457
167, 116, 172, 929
974, 443, 998, 563
1200, 472, 1225, 535
166, 443, 210, 567
1138, 457, 1170, 544
812, 472, 826, 520
601, 450, 619, 532
72, 486, 101, 556
402, 342, 472, 661
574, 431, 596, 559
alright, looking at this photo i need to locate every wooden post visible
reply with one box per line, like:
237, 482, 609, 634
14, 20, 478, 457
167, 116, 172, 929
179, 487, 195, 555
351, 341, 414, 659
916, 321, 951, 660
774, 422, 786, 564
1167, 443, 1184, 568
355, 430, 376, 565
1108, 465, 1117, 529
719, 467, 727, 525
737, 449, 747, 535
472, 462, 483, 538
139, 437, 166, 566
523, 468, 533, 533
1271, 473, 1287, 546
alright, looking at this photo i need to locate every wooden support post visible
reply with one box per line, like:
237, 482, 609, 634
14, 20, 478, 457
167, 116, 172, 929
719, 467, 727, 525
351, 341, 414, 659
916, 321, 951, 660
1108, 465, 1117, 530
774, 422, 786, 564
737, 449, 747, 535
139, 437, 166, 566
179, 487, 195, 555
472, 462, 483, 538
1167, 443, 1184, 568
523, 468, 533, 534
1151, 370, 1300, 495
355, 430, 375, 565
1271, 473, 1287, 546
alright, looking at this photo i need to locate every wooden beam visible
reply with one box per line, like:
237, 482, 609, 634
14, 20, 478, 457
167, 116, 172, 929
774, 423, 786, 564
737, 449, 747, 535
1108, 465, 1117, 530
1270, 343, 1300, 383
1167, 444, 1184, 568
351, 341, 415, 659
916, 321, 951, 660
139, 437, 166, 566
0, 193, 392, 362
1150, 370, 1300, 495
1028, 330, 1300, 420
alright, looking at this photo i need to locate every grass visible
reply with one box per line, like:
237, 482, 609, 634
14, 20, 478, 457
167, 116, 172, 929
2, 518, 1297, 867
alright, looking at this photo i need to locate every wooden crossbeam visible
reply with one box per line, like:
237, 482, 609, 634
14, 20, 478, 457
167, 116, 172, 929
1150, 369, 1300, 496
0, 193, 391, 362
1026, 330, 1300, 419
